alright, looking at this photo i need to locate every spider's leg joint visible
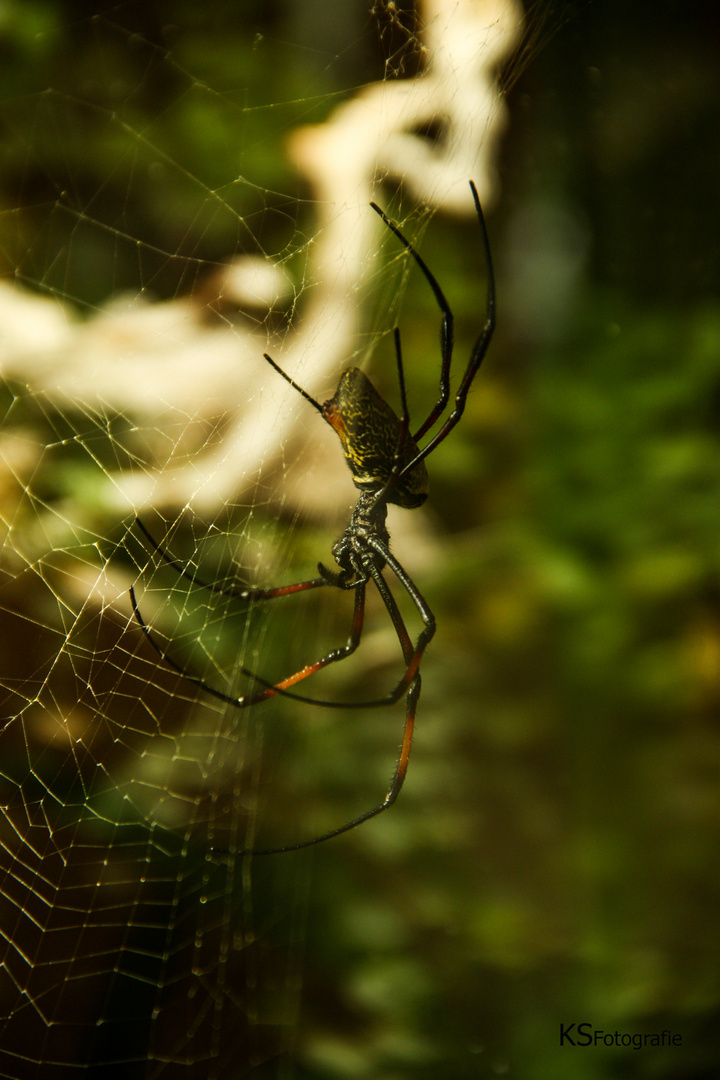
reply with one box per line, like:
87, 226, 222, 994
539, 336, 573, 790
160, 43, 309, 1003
318, 561, 360, 589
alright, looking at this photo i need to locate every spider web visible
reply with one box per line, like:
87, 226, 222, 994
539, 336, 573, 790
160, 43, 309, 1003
0, 2, 524, 1076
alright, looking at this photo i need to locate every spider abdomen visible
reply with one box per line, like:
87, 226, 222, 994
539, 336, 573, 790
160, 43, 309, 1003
322, 367, 428, 509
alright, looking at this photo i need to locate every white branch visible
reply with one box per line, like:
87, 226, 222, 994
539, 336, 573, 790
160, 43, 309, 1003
0, 0, 523, 517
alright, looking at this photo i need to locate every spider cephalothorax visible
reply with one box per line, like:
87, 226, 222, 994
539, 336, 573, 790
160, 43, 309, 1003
130, 180, 495, 854
318, 491, 391, 588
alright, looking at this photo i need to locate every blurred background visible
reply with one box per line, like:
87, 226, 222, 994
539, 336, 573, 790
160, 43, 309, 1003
0, 2, 719, 1078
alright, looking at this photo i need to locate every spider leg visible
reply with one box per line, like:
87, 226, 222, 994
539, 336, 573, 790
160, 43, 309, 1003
131, 533, 431, 717
363, 543, 435, 699
249, 545, 433, 712
369, 328, 412, 510
401, 180, 496, 471
247, 555, 426, 854
262, 352, 324, 414
370, 200, 454, 442
244, 674, 421, 855
129, 579, 369, 710
135, 518, 327, 602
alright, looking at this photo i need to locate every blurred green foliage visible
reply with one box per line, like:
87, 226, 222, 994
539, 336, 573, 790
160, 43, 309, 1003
1, 2, 719, 1079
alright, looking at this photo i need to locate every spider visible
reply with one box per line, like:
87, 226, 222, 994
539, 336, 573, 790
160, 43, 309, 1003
130, 180, 495, 855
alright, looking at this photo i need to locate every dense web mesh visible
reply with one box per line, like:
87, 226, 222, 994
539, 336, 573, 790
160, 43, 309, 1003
0, 2, 522, 1075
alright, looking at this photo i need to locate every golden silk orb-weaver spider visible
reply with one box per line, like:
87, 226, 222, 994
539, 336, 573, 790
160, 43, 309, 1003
130, 180, 495, 854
